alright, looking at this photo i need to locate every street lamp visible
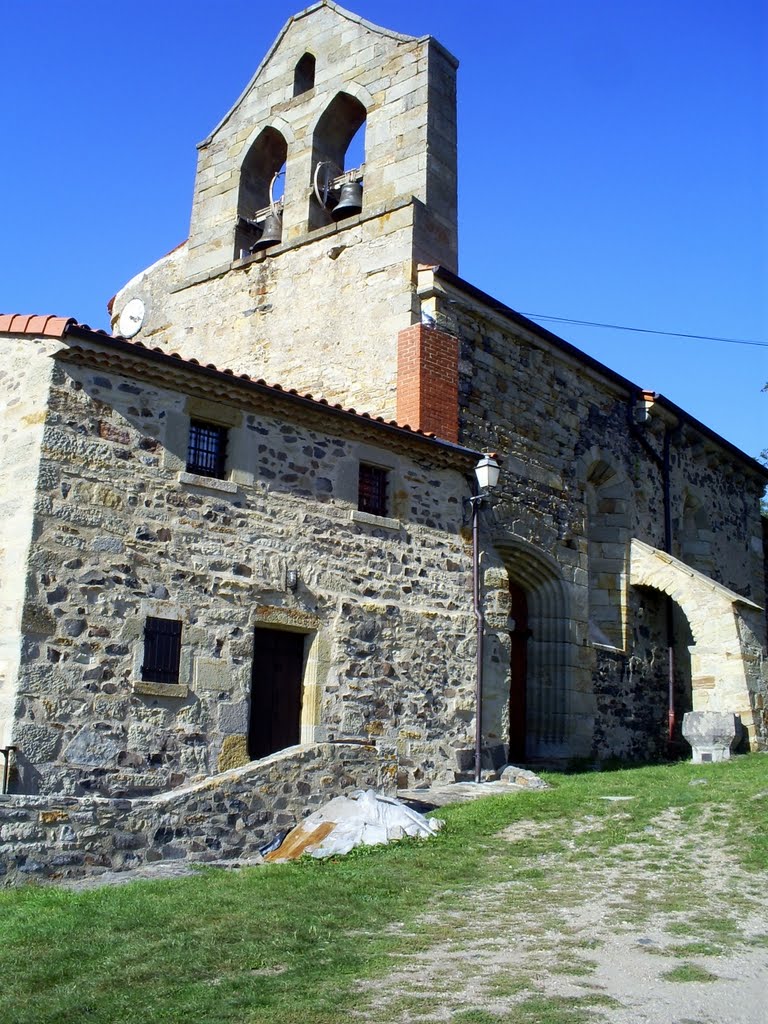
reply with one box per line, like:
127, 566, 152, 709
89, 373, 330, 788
467, 453, 500, 784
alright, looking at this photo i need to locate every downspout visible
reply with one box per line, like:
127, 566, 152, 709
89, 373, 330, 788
629, 396, 676, 751
662, 428, 676, 746
1, 746, 16, 795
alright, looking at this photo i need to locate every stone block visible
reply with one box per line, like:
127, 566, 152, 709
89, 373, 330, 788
682, 711, 740, 763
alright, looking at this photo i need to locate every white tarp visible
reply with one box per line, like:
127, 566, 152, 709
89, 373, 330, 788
264, 789, 444, 861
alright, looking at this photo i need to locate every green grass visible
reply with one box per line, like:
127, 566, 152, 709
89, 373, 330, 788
0, 755, 765, 1023
661, 963, 719, 983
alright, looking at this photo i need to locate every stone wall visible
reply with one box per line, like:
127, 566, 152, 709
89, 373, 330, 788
0, 741, 392, 887
7, 337, 476, 796
418, 268, 767, 762
0, 337, 58, 747
110, 4, 459, 418
185, 5, 457, 275
111, 206, 417, 419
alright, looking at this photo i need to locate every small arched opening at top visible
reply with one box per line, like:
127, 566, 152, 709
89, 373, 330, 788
234, 126, 288, 259
309, 92, 367, 230
293, 52, 316, 96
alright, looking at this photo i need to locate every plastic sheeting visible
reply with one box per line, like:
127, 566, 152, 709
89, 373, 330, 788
263, 789, 444, 862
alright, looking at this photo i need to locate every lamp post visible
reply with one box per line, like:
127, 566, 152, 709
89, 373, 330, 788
467, 453, 501, 784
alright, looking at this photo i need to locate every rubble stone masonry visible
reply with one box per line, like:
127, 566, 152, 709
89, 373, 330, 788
2, 339, 476, 798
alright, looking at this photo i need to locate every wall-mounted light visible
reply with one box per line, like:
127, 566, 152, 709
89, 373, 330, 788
286, 569, 299, 592
474, 453, 501, 494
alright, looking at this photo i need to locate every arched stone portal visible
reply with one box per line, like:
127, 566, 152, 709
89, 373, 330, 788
630, 539, 764, 748
490, 537, 583, 761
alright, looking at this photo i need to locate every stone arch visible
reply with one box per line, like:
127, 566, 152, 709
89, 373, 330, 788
293, 52, 316, 96
630, 538, 762, 746
233, 125, 290, 258
239, 115, 296, 163
309, 91, 369, 229
581, 450, 631, 650
491, 535, 579, 758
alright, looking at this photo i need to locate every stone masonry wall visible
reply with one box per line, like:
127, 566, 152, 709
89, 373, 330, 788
185, 5, 457, 274
0, 741, 392, 887
9, 340, 476, 796
110, 5, 458, 419
421, 276, 768, 765
0, 338, 58, 746
111, 205, 418, 419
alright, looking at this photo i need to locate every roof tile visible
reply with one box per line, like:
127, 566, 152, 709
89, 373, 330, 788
1, 313, 466, 450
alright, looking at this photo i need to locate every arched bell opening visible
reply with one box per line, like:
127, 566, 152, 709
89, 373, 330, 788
293, 52, 316, 97
234, 127, 288, 259
309, 92, 367, 230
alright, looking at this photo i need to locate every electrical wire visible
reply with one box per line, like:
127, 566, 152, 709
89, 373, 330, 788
520, 313, 768, 349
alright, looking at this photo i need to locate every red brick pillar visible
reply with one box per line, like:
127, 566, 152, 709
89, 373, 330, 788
396, 323, 459, 443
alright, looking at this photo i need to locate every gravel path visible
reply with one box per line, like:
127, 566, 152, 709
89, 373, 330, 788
354, 798, 768, 1023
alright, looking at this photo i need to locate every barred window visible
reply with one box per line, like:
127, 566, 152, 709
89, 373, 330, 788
186, 420, 228, 479
358, 463, 388, 517
141, 617, 182, 685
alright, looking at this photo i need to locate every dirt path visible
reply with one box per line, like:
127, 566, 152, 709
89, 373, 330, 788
354, 802, 768, 1023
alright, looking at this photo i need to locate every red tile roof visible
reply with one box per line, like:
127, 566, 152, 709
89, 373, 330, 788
0, 314, 75, 338
0, 312, 477, 457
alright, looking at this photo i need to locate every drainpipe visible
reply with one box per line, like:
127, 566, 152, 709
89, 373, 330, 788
629, 396, 676, 752
662, 428, 676, 747
1, 746, 16, 795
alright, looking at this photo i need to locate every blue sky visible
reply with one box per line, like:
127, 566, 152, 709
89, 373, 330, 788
2, 0, 766, 460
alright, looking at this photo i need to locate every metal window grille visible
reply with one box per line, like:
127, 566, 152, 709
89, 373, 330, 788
358, 463, 388, 517
186, 420, 228, 479
141, 617, 182, 684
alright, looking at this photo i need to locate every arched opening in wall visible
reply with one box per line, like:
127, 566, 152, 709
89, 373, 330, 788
234, 127, 288, 259
586, 458, 630, 650
293, 52, 316, 96
309, 92, 367, 230
628, 586, 693, 759
508, 582, 530, 763
496, 540, 575, 762
676, 492, 714, 576
248, 626, 306, 760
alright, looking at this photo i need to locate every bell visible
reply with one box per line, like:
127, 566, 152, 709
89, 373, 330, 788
331, 181, 363, 220
249, 211, 283, 252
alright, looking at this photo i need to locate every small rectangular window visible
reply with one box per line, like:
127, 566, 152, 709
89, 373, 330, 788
141, 617, 182, 684
186, 420, 228, 479
358, 463, 388, 517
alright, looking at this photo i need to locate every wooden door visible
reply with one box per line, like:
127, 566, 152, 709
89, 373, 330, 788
249, 629, 305, 760
508, 583, 530, 763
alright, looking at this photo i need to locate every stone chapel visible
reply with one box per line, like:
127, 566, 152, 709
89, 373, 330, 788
1, 1, 766, 814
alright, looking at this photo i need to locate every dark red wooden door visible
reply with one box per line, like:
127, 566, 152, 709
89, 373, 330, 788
249, 629, 305, 760
508, 583, 529, 763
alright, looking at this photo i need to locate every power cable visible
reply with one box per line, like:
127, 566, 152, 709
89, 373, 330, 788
520, 313, 768, 349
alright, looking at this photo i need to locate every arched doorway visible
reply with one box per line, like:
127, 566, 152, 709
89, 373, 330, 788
508, 582, 530, 762
493, 537, 580, 762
